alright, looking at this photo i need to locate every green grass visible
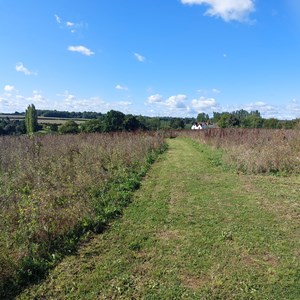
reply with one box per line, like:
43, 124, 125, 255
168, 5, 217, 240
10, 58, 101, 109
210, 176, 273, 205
17, 138, 300, 299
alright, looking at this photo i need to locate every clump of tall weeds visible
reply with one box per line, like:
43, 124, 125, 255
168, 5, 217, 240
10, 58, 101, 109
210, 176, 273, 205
0, 132, 166, 297
179, 128, 300, 175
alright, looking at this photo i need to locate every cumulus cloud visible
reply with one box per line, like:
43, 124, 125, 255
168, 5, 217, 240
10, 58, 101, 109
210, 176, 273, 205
166, 94, 188, 109
26, 91, 47, 106
15, 62, 36, 75
68, 45, 94, 56
191, 96, 217, 112
55, 91, 131, 113
242, 101, 289, 119
4, 85, 15, 92
145, 94, 191, 116
181, 0, 255, 22
115, 84, 129, 91
134, 52, 146, 62
147, 94, 163, 104
0, 89, 48, 112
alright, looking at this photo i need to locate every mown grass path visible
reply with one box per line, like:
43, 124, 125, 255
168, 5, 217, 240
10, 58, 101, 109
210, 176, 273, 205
18, 138, 300, 299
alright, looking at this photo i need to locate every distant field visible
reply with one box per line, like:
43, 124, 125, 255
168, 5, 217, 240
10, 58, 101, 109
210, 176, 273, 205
0, 114, 88, 124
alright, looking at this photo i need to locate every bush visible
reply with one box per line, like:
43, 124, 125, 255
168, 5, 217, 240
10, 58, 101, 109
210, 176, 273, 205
58, 120, 79, 134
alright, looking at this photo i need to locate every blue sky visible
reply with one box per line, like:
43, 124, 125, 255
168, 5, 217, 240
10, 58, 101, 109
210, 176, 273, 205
1, 0, 300, 119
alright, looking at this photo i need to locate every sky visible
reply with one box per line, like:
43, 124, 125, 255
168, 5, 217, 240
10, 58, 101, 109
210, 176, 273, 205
0, 0, 300, 119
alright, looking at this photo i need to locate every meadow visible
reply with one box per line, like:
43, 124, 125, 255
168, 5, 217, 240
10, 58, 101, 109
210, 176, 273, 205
1, 128, 300, 299
179, 128, 300, 175
0, 131, 166, 298
17, 134, 299, 299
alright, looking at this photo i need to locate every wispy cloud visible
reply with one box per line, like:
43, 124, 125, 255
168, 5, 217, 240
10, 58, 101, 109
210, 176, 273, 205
115, 84, 129, 91
54, 14, 61, 24
212, 88, 221, 94
134, 52, 146, 62
54, 14, 86, 33
15, 62, 36, 75
68, 45, 95, 56
181, 0, 255, 22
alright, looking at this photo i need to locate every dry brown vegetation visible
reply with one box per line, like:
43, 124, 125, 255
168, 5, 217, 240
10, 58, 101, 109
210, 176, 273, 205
179, 128, 300, 174
0, 131, 166, 297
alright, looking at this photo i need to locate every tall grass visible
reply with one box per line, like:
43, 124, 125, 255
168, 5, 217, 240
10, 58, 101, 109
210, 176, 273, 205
0, 132, 166, 297
179, 128, 300, 174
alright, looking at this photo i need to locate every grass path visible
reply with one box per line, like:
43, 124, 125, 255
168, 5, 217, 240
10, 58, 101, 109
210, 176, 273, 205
18, 138, 300, 299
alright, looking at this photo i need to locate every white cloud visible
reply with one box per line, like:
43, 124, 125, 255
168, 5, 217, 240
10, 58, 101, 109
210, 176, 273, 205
212, 88, 221, 94
55, 15, 86, 33
241, 101, 281, 118
4, 85, 15, 92
147, 94, 163, 104
26, 91, 47, 105
54, 14, 61, 24
66, 21, 75, 27
15, 62, 36, 75
114, 101, 132, 107
134, 52, 146, 62
55, 91, 131, 113
245, 101, 274, 111
145, 94, 191, 116
191, 96, 217, 112
166, 94, 188, 109
181, 0, 255, 22
0, 89, 48, 112
115, 84, 129, 91
68, 45, 94, 56
285, 99, 300, 116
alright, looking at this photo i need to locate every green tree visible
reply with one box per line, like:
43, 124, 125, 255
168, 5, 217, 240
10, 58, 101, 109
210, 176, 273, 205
145, 117, 161, 130
58, 120, 79, 134
103, 110, 125, 132
25, 104, 38, 134
81, 119, 104, 133
170, 118, 185, 129
241, 115, 263, 128
124, 115, 143, 131
196, 113, 209, 123
218, 113, 240, 128
262, 118, 279, 129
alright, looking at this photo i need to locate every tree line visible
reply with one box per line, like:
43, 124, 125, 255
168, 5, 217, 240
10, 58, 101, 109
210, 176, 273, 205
0, 105, 299, 136
208, 110, 299, 129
